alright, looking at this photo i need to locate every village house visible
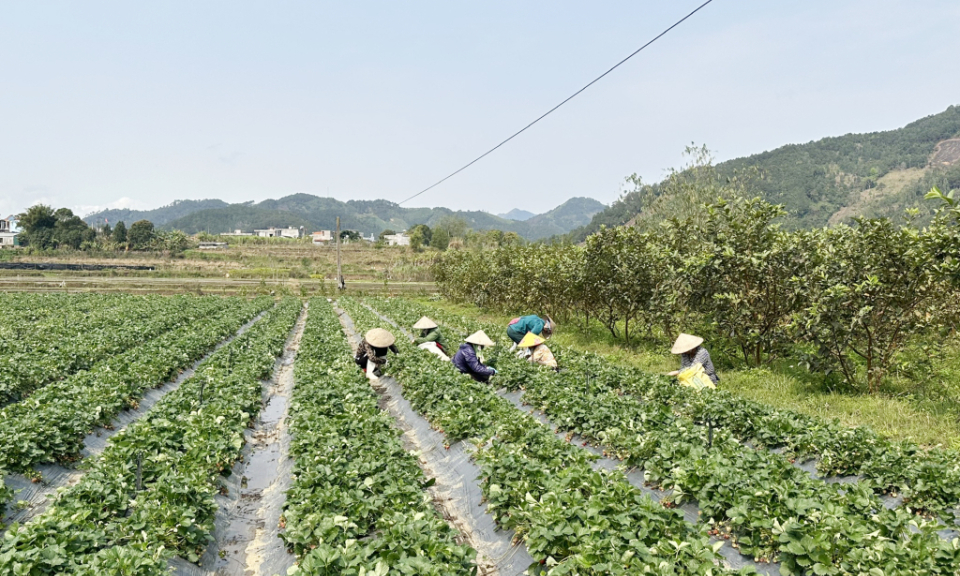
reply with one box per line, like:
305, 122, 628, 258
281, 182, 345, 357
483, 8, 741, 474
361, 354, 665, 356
383, 231, 411, 247
254, 226, 304, 239
0, 218, 19, 248
311, 230, 333, 244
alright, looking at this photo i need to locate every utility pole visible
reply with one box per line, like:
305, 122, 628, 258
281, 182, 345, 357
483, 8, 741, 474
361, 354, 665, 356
336, 217, 345, 290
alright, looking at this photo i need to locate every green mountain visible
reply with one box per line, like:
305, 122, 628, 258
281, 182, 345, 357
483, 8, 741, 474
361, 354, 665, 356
499, 209, 536, 221
126, 194, 604, 240
522, 197, 606, 239
569, 104, 960, 241
159, 205, 314, 234
84, 199, 229, 227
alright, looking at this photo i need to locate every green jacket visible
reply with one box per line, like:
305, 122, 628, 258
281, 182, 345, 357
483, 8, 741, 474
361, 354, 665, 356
414, 328, 447, 351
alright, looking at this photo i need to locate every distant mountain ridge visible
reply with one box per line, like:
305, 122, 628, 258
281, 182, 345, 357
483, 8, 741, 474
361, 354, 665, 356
499, 209, 535, 221
85, 199, 229, 227
569, 104, 960, 241
84, 195, 606, 241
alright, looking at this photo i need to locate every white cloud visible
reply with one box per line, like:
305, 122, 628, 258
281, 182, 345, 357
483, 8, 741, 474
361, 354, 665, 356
73, 197, 150, 218
0, 198, 18, 220
2, 196, 56, 218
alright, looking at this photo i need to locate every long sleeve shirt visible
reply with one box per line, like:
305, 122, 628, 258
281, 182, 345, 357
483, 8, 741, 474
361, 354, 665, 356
452, 343, 496, 382
413, 328, 447, 351
529, 344, 558, 369
680, 346, 718, 383
507, 315, 547, 343
355, 340, 399, 370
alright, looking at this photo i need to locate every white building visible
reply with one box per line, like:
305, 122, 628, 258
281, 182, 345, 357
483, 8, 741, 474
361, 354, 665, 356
312, 230, 333, 244
384, 232, 411, 247
254, 226, 304, 239
221, 229, 253, 237
0, 218, 18, 248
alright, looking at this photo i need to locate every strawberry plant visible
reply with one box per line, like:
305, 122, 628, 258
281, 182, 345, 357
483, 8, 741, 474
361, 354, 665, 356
0, 294, 233, 405
342, 297, 746, 576
281, 298, 476, 575
381, 297, 960, 515
365, 297, 960, 576
0, 296, 270, 475
0, 298, 302, 572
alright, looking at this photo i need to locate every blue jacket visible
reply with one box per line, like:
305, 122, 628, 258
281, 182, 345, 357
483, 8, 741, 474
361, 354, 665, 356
507, 315, 547, 343
452, 343, 495, 382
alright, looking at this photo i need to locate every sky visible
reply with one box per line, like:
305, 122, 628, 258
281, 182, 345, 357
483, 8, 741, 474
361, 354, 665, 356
2, 0, 960, 219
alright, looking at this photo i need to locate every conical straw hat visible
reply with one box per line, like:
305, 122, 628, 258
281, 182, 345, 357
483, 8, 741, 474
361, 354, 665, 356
517, 332, 546, 348
671, 333, 703, 354
412, 316, 438, 330
365, 328, 396, 348
465, 330, 495, 347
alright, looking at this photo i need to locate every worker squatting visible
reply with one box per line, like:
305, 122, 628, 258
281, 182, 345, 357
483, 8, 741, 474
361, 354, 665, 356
354, 312, 718, 388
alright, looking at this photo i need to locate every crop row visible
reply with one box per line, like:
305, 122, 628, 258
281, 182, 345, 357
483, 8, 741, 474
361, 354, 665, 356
364, 297, 960, 576
0, 297, 302, 575
504, 353, 960, 574
369, 296, 960, 514
0, 295, 267, 521
0, 293, 120, 326
0, 293, 178, 352
339, 296, 743, 576
0, 293, 109, 330
0, 296, 270, 477
281, 298, 476, 575
1, 294, 232, 405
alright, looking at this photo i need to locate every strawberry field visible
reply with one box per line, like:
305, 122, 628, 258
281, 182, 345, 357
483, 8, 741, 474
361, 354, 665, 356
352, 296, 960, 576
1, 291, 957, 575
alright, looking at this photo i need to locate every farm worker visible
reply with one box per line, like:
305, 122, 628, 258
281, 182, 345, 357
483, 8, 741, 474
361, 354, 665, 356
517, 332, 558, 370
354, 328, 399, 381
452, 330, 498, 383
506, 314, 555, 347
667, 333, 718, 384
412, 316, 449, 361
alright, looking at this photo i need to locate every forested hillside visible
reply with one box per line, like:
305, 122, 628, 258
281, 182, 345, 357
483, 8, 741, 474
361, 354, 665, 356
84, 199, 229, 227
522, 197, 605, 238
159, 205, 314, 234
570, 104, 960, 241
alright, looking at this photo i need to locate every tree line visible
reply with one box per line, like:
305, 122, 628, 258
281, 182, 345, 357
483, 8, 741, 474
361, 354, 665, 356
433, 191, 960, 394
394, 217, 525, 252
15, 204, 189, 253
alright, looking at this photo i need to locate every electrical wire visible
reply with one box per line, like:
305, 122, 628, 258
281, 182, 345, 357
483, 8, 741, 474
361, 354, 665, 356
398, 0, 716, 205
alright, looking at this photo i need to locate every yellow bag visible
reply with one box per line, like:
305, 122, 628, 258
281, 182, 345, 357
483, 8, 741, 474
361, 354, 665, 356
677, 363, 716, 391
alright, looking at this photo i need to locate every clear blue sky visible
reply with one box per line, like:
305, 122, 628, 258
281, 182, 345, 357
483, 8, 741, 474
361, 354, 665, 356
2, 0, 959, 219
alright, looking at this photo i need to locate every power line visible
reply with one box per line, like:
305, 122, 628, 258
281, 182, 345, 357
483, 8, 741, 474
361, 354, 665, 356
398, 0, 716, 206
